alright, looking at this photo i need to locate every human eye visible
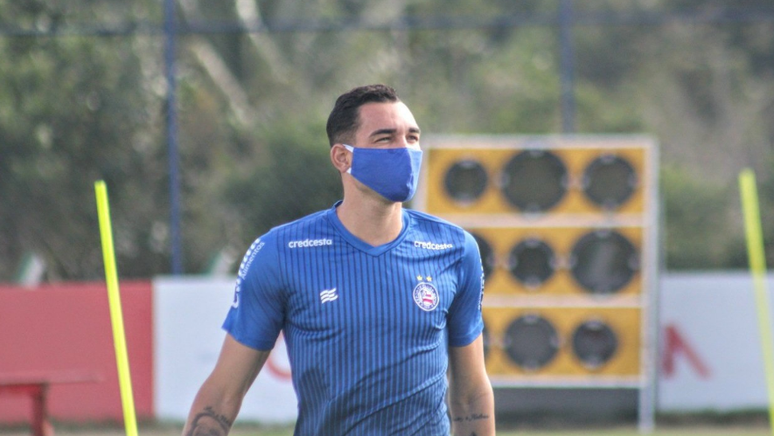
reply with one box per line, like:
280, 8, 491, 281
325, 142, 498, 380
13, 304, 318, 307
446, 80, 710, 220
406, 127, 421, 144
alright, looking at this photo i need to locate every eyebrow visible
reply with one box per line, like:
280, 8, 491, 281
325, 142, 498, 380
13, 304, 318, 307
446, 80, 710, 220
369, 127, 422, 137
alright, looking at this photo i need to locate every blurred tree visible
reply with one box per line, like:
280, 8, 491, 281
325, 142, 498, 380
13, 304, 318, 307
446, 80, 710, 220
754, 156, 774, 268
660, 164, 739, 269
219, 120, 342, 254
631, 19, 774, 270
1, 0, 773, 279
0, 1, 168, 280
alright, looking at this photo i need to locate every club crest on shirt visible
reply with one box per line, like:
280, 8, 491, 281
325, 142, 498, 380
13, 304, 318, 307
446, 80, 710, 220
413, 279, 439, 311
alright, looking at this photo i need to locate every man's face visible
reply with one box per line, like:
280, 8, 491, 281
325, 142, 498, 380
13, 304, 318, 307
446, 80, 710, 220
351, 101, 421, 150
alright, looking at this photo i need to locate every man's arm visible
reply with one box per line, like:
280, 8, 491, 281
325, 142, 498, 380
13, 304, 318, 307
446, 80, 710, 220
182, 334, 271, 436
448, 334, 495, 436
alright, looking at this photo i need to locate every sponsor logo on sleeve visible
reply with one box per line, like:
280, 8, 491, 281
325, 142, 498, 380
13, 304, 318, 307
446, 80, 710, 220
238, 238, 265, 279
479, 263, 485, 312
233, 238, 266, 309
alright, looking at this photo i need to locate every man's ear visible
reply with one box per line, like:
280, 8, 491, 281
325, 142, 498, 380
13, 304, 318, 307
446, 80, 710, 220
330, 144, 351, 173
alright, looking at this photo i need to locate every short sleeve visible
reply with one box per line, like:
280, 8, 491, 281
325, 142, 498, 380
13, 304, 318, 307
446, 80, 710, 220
447, 230, 485, 347
222, 230, 285, 350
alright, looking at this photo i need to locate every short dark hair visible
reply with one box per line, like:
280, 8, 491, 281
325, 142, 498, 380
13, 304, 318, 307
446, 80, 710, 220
326, 84, 400, 147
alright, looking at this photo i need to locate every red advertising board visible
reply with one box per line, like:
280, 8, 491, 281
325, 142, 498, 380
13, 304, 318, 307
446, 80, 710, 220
0, 282, 153, 423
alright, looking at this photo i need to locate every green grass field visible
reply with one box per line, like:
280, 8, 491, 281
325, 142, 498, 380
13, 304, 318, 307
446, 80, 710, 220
224, 424, 771, 436
223, 427, 773, 436
2, 423, 770, 436
240, 429, 768, 436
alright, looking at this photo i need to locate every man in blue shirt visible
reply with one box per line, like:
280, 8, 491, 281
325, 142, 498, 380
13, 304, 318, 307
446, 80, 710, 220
183, 84, 495, 435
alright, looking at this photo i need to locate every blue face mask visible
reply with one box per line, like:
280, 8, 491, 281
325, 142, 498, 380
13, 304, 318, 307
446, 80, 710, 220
344, 144, 423, 203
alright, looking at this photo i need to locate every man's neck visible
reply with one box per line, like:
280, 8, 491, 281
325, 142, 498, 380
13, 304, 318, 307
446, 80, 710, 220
336, 196, 404, 247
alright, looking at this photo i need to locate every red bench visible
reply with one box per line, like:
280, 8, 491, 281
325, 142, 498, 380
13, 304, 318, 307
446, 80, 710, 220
0, 371, 100, 436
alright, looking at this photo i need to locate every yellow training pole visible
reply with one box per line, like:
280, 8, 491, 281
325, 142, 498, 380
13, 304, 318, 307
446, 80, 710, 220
739, 168, 774, 436
95, 181, 138, 436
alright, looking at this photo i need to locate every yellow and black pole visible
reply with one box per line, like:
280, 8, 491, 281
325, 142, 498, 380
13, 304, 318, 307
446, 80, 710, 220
95, 180, 138, 436
739, 169, 774, 436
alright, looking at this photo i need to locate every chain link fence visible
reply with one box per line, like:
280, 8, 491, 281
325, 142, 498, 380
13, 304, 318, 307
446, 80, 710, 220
2, 0, 774, 282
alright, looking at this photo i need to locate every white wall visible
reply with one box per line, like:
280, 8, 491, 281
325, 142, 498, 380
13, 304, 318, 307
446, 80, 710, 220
153, 277, 297, 423
658, 272, 770, 411
153, 272, 773, 422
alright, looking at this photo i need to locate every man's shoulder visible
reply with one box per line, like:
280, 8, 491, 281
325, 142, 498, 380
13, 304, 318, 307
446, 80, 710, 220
271, 208, 331, 233
406, 208, 466, 234
405, 208, 481, 253
262, 208, 335, 250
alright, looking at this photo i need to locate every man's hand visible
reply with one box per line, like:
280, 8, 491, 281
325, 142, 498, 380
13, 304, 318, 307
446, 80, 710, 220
187, 406, 232, 436
182, 335, 271, 436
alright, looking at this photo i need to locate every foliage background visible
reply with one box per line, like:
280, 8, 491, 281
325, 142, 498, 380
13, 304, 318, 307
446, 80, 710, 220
1, 0, 773, 280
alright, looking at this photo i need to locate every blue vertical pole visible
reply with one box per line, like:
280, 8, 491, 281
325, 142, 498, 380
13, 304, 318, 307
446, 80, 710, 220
559, 0, 576, 133
164, 0, 183, 274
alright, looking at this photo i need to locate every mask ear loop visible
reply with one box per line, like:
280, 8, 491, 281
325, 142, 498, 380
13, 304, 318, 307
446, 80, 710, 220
342, 144, 355, 174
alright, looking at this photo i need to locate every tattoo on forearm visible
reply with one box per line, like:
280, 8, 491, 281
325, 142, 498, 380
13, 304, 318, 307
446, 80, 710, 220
452, 412, 489, 423
187, 406, 232, 436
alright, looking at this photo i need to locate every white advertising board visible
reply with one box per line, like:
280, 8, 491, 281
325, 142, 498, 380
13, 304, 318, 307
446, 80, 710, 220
153, 272, 772, 419
153, 277, 297, 423
658, 272, 770, 411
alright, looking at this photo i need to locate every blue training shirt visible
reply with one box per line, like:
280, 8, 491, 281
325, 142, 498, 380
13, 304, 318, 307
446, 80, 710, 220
223, 201, 484, 435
